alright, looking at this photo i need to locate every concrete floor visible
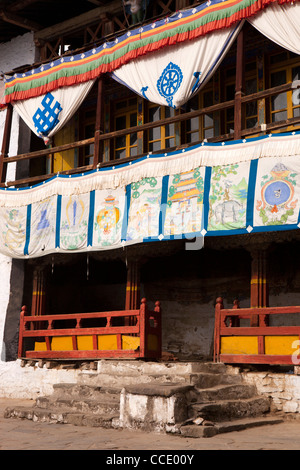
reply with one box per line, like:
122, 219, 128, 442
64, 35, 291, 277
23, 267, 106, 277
1, 398, 300, 451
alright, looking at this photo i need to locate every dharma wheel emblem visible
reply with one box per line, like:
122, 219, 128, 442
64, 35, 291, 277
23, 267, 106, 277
157, 62, 183, 108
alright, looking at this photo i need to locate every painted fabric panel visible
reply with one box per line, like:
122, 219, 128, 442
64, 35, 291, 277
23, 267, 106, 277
4, 0, 293, 104
0, 132, 300, 258
254, 156, 300, 228
164, 167, 205, 236
0, 205, 27, 257
28, 196, 56, 257
13, 81, 95, 143
208, 161, 250, 231
111, 25, 240, 109
59, 193, 90, 251
126, 177, 162, 241
93, 188, 126, 248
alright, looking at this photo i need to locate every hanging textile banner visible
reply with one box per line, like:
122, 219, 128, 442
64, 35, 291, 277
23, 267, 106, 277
208, 161, 251, 232
111, 24, 241, 108
1, 131, 300, 259
3, 0, 295, 104
13, 80, 95, 143
249, 1, 300, 55
0, 79, 6, 110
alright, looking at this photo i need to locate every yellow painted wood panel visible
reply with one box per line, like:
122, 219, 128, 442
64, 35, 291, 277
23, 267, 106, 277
34, 341, 47, 351
97, 334, 118, 350
77, 335, 93, 350
221, 336, 258, 355
265, 336, 299, 355
122, 335, 140, 350
51, 336, 73, 351
53, 121, 76, 173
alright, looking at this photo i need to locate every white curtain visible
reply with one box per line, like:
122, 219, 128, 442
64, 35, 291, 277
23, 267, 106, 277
13, 80, 95, 144
248, 2, 300, 55
111, 23, 242, 109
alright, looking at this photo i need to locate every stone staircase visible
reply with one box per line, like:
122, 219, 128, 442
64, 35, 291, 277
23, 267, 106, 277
4, 361, 283, 437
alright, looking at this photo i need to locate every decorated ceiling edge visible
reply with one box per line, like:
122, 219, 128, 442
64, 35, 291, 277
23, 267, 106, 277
3, 0, 294, 103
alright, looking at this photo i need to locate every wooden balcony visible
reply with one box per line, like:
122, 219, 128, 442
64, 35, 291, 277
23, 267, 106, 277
1, 80, 300, 189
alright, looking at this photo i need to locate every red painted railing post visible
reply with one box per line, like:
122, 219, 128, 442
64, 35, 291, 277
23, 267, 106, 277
18, 305, 27, 358
232, 299, 240, 327
214, 297, 224, 362
154, 301, 162, 359
139, 298, 147, 358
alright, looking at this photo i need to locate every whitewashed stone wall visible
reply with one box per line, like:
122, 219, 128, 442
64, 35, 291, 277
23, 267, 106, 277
0, 32, 36, 362
228, 366, 300, 415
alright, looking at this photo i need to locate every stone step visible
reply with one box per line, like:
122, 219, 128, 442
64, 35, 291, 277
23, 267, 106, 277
193, 383, 257, 402
4, 405, 118, 428
180, 416, 284, 438
78, 361, 227, 387
51, 383, 122, 400
190, 372, 242, 389
79, 372, 192, 387
3, 361, 280, 437
79, 369, 239, 389
92, 361, 227, 376
36, 396, 120, 415
189, 396, 270, 422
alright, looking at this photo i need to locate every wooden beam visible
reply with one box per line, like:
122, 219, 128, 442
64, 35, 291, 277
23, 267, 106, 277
0, 9, 41, 31
31, 266, 47, 317
234, 26, 245, 140
125, 260, 140, 311
87, 0, 105, 5
0, 104, 13, 184
34, 0, 121, 42
6, 0, 41, 11
250, 249, 269, 327
93, 77, 104, 168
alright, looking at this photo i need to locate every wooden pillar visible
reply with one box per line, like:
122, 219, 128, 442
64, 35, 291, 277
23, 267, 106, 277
234, 27, 245, 140
250, 249, 269, 326
0, 103, 13, 183
125, 259, 140, 311
31, 266, 47, 316
93, 76, 104, 169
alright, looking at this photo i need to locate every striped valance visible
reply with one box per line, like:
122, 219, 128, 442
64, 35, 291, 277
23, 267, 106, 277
4, 0, 294, 104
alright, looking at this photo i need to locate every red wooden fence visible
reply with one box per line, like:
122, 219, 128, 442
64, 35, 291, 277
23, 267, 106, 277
214, 297, 300, 365
18, 298, 161, 360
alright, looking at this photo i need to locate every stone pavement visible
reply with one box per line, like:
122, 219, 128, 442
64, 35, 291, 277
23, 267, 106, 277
1, 398, 300, 451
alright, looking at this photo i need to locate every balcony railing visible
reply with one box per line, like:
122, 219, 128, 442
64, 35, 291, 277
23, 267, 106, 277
214, 297, 300, 366
1, 81, 300, 188
18, 298, 162, 360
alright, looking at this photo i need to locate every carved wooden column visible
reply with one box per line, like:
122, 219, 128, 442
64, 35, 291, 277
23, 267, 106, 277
0, 103, 13, 183
31, 266, 47, 316
125, 259, 140, 311
250, 249, 269, 326
93, 76, 104, 169
234, 26, 245, 140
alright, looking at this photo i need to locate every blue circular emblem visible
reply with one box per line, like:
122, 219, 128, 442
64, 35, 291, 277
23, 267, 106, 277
157, 62, 183, 108
264, 181, 291, 206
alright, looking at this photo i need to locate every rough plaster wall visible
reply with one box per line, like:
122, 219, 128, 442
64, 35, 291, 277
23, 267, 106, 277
143, 247, 251, 359
0, 32, 37, 361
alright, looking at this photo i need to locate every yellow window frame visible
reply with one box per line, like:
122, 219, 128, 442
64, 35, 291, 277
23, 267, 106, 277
268, 52, 300, 132
147, 103, 176, 152
113, 97, 138, 159
185, 82, 216, 143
